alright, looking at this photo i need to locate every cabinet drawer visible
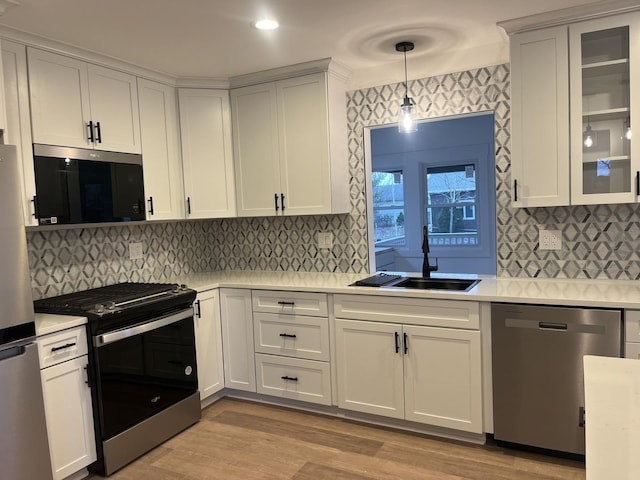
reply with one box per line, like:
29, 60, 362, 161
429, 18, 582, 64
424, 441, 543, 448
252, 290, 328, 317
625, 342, 640, 360
334, 294, 480, 329
625, 310, 640, 342
254, 312, 329, 361
255, 353, 331, 405
37, 326, 88, 368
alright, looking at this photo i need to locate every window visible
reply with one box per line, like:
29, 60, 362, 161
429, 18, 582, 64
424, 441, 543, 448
425, 164, 478, 246
372, 170, 405, 246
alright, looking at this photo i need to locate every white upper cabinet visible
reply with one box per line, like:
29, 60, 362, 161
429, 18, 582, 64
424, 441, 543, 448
231, 71, 349, 217
570, 13, 640, 205
510, 26, 570, 207
507, 10, 640, 207
178, 88, 236, 219
2, 40, 36, 226
137, 78, 184, 220
27, 47, 141, 153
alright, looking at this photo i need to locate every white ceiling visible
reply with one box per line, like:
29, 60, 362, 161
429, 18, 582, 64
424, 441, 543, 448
0, 0, 607, 88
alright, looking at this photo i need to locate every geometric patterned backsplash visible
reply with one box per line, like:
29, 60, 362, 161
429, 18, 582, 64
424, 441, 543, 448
26, 62, 640, 299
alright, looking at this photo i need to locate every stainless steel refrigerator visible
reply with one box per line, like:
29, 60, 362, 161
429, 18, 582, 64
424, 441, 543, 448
0, 145, 54, 479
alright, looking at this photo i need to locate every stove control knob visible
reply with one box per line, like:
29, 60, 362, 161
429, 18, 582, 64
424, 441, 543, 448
106, 301, 116, 310
95, 304, 105, 313
180, 284, 188, 290
172, 284, 180, 293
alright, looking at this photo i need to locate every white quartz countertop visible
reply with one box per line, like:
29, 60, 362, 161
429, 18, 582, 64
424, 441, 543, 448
175, 270, 640, 309
35, 312, 88, 336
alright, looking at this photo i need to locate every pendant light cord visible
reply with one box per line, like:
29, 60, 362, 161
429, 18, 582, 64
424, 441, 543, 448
403, 49, 409, 100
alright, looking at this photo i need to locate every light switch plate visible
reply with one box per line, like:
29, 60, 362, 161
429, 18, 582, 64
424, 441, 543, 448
129, 242, 143, 259
317, 232, 333, 249
539, 229, 562, 250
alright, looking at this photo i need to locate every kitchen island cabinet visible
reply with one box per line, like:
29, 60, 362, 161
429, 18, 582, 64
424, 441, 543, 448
27, 47, 141, 153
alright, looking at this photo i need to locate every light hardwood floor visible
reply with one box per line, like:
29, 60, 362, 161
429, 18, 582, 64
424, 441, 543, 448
100, 398, 586, 479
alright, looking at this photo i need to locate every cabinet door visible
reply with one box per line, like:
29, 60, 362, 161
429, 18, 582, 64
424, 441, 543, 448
570, 13, 640, 205
231, 83, 281, 216
194, 289, 224, 400
335, 318, 404, 419
2, 40, 36, 225
27, 48, 91, 149
219, 288, 256, 392
87, 64, 141, 153
138, 79, 183, 220
403, 325, 482, 433
277, 73, 331, 215
41, 355, 96, 480
179, 88, 236, 218
510, 26, 570, 207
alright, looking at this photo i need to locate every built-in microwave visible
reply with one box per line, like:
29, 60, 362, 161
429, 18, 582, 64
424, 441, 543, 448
32, 144, 145, 225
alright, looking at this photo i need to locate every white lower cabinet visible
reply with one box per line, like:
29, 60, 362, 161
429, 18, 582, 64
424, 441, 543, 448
255, 353, 332, 405
334, 295, 483, 434
194, 289, 224, 400
251, 290, 332, 406
37, 326, 96, 480
219, 288, 256, 392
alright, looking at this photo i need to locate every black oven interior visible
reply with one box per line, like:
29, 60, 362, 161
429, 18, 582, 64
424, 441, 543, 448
94, 315, 198, 440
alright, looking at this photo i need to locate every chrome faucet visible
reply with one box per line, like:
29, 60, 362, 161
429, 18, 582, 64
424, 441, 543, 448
422, 225, 438, 278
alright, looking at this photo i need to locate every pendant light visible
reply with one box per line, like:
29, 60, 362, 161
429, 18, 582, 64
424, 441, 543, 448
396, 41, 417, 133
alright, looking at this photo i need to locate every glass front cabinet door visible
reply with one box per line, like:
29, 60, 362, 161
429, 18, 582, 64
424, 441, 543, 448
570, 13, 640, 204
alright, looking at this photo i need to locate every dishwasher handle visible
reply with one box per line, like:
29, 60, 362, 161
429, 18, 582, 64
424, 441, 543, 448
539, 322, 568, 331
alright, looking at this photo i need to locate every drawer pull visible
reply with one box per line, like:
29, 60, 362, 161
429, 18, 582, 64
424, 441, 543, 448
84, 364, 91, 388
281, 375, 298, 382
279, 333, 297, 339
51, 342, 76, 352
277, 301, 295, 306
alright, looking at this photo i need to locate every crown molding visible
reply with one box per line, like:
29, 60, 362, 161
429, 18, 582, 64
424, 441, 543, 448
229, 58, 351, 89
498, 0, 640, 35
0, 25, 177, 85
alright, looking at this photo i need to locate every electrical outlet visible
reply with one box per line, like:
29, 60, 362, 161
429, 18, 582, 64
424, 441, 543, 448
129, 242, 143, 259
539, 229, 562, 251
317, 232, 333, 249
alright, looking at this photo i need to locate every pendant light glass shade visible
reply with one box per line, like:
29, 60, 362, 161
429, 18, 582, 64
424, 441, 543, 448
625, 117, 632, 140
396, 41, 417, 133
584, 124, 594, 148
398, 95, 417, 133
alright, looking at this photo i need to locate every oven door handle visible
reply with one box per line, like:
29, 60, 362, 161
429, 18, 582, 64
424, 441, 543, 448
94, 308, 194, 347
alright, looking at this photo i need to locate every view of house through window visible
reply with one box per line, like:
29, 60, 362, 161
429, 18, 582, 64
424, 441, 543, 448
425, 164, 478, 247
372, 170, 405, 246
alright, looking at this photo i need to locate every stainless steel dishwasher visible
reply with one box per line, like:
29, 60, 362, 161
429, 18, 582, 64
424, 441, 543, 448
491, 303, 622, 456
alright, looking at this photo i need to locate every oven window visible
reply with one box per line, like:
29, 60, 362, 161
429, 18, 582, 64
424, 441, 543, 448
95, 316, 198, 439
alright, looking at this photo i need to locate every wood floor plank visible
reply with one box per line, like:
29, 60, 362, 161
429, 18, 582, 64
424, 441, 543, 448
95, 398, 586, 480
210, 410, 384, 456
292, 462, 377, 480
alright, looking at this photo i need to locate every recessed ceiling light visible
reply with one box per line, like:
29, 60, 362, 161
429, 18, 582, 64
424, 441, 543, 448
253, 18, 279, 30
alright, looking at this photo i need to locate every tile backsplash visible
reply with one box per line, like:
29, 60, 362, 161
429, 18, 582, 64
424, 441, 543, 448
27, 62, 640, 299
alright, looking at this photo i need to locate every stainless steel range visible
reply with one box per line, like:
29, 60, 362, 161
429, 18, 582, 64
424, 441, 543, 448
34, 282, 200, 476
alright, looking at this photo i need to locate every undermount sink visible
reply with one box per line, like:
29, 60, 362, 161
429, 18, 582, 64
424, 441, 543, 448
391, 277, 480, 292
